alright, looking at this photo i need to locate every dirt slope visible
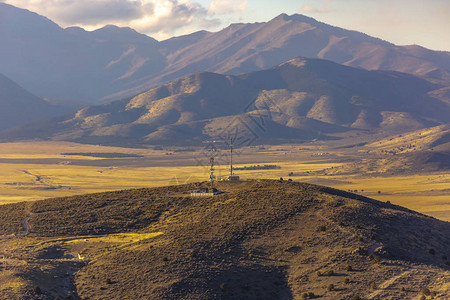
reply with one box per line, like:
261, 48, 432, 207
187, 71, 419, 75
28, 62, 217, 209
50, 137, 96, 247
0, 180, 449, 299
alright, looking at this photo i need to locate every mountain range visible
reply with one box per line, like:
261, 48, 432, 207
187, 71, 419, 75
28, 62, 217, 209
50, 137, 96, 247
2, 57, 449, 146
1, 3, 450, 105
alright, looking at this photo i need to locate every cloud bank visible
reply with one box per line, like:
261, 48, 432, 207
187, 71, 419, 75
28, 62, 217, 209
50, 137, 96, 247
4, 0, 227, 39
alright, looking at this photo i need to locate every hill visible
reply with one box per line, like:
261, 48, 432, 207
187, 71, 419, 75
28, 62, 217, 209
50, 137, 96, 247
319, 124, 450, 175
0, 73, 70, 131
0, 180, 449, 299
1, 57, 449, 146
1, 3, 450, 103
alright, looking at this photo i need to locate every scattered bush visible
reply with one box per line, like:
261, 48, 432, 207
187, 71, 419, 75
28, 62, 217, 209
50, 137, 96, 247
34, 286, 42, 295
421, 287, 431, 296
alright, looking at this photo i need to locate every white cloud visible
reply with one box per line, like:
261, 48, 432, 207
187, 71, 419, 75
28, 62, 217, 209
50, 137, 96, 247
4, 0, 220, 38
208, 0, 247, 14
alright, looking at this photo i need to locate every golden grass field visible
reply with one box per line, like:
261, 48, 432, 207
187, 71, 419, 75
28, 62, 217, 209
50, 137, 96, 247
0, 141, 449, 221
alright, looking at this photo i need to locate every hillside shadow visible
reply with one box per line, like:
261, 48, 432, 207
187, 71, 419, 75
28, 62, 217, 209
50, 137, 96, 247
166, 263, 293, 300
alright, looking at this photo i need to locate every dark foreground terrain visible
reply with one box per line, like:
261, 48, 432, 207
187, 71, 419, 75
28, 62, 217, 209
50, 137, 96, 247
0, 180, 449, 299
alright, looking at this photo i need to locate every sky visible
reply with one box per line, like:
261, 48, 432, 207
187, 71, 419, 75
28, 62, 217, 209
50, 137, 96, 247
3, 0, 450, 51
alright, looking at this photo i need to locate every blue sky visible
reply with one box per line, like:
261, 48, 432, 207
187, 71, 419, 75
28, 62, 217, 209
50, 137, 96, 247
3, 0, 450, 51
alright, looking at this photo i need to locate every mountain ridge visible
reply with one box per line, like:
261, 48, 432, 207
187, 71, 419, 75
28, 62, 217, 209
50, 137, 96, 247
1, 3, 449, 104
2, 57, 448, 146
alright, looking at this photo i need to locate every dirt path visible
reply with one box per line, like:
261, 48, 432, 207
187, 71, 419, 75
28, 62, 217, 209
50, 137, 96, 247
365, 267, 416, 299
17, 202, 33, 237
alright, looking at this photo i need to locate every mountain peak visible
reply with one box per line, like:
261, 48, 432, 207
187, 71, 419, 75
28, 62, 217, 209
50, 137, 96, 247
272, 13, 319, 24
92, 24, 157, 43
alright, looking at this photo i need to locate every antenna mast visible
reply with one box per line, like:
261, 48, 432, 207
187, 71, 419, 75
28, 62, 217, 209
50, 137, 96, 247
230, 137, 234, 176
209, 157, 215, 191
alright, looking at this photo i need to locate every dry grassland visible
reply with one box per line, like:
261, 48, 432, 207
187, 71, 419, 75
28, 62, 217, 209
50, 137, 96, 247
0, 141, 449, 221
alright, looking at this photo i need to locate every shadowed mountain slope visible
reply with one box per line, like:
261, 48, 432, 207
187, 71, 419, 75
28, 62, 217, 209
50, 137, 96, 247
0, 3, 165, 103
0, 73, 70, 131
0, 180, 449, 299
1, 3, 449, 103
1, 57, 449, 146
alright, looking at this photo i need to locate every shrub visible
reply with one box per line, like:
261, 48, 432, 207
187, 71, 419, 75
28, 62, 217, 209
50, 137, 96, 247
350, 295, 361, 300
421, 287, 431, 296
220, 283, 227, 291
318, 225, 326, 232
316, 271, 322, 277
106, 278, 112, 284
34, 286, 42, 295
346, 265, 353, 272
401, 287, 406, 291
429, 248, 435, 255
327, 284, 335, 291
344, 278, 350, 284
326, 270, 335, 276
371, 282, 377, 290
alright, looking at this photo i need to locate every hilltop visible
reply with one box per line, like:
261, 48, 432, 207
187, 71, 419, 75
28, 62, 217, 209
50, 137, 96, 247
0, 180, 449, 299
1, 57, 449, 146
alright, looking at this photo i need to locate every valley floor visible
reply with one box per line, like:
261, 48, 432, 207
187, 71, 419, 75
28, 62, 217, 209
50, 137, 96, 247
0, 141, 449, 221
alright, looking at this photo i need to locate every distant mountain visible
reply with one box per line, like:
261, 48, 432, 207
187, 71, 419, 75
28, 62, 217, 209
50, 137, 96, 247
2, 57, 449, 146
0, 3, 165, 103
0, 73, 69, 131
1, 3, 450, 104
